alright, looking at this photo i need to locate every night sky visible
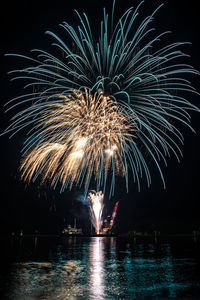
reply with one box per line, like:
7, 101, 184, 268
0, 0, 199, 235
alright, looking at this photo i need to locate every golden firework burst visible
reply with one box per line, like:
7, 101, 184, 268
20, 89, 135, 191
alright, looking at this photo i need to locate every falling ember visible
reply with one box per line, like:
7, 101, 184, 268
88, 191, 104, 235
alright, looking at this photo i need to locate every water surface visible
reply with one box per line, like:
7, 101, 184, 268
0, 236, 200, 299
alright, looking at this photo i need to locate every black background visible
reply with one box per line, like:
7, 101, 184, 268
0, 0, 199, 235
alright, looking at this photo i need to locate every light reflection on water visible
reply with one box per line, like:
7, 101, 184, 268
89, 238, 105, 300
1, 237, 200, 299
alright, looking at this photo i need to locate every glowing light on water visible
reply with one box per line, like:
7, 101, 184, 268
88, 191, 104, 235
89, 238, 105, 299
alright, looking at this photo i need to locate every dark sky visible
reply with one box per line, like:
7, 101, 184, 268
0, 0, 199, 234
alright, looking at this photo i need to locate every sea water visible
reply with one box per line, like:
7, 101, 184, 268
0, 236, 200, 299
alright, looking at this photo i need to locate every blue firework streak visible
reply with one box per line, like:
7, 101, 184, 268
3, 1, 199, 197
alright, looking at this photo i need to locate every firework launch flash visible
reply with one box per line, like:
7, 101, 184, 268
88, 191, 104, 234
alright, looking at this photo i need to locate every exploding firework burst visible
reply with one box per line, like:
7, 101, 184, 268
3, 1, 199, 196
20, 89, 135, 193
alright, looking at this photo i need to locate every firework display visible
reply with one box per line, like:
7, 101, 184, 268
3, 1, 199, 196
88, 190, 104, 234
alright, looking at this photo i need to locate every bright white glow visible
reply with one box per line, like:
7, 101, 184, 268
70, 150, 84, 159
93, 200, 102, 234
112, 144, 117, 150
75, 137, 87, 149
105, 149, 114, 156
105, 144, 118, 156
103, 96, 109, 101
88, 191, 104, 234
